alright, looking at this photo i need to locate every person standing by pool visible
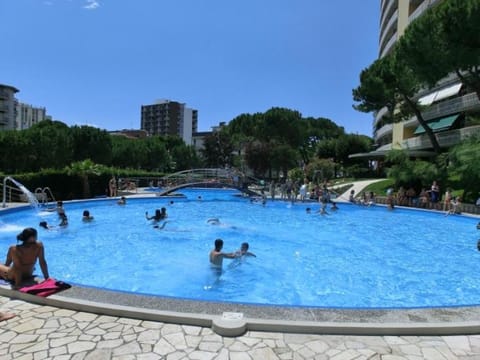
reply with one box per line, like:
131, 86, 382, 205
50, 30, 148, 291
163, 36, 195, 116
431, 180, 440, 206
109, 176, 117, 197
209, 239, 236, 270
0, 228, 50, 289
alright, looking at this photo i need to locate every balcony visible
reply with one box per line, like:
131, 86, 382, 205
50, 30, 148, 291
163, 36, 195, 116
374, 106, 390, 126
409, 0, 441, 23
0, 90, 9, 99
375, 123, 393, 140
402, 125, 480, 150
380, 31, 397, 58
0, 116, 9, 125
380, 0, 396, 36
379, 9, 398, 48
422, 92, 480, 121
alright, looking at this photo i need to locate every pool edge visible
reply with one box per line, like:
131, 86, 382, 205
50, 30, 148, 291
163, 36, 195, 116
2, 286, 480, 337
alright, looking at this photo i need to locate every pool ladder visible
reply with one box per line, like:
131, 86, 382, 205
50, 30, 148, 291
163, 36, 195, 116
34, 187, 57, 210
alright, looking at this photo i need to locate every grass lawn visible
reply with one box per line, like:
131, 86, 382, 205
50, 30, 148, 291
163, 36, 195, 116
361, 179, 395, 196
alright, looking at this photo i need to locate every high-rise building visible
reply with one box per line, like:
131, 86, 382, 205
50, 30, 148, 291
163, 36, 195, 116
15, 102, 51, 130
0, 84, 19, 131
371, 0, 480, 155
141, 99, 198, 144
0, 83, 51, 131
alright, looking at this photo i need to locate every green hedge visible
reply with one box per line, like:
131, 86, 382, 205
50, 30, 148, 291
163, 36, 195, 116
3, 168, 165, 201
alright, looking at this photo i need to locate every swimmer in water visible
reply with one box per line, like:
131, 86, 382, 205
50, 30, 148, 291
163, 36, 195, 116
235, 242, 256, 258
209, 239, 236, 270
39, 221, 52, 230
153, 221, 169, 230
319, 201, 329, 215
306, 207, 312, 214
117, 196, 126, 205
82, 210, 94, 222
146, 208, 167, 222
330, 202, 339, 211
59, 213, 68, 227
207, 218, 221, 225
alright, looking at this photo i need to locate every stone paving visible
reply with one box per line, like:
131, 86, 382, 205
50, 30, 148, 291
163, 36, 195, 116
2, 297, 480, 359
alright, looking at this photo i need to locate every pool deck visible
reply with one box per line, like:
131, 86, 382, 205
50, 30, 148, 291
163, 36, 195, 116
2, 295, 480, 360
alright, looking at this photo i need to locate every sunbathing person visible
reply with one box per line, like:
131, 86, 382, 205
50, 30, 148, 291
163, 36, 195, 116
0, 228, 50, 289
82, 210, 94, 222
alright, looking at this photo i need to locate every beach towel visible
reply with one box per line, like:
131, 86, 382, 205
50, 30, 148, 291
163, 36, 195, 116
19, 278, 71, 297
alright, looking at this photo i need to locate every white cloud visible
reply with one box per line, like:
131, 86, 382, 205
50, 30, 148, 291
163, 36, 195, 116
83, 0, 100, 10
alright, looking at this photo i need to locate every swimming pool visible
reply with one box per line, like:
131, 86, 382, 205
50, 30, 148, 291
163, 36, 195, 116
0, 189, 479, 309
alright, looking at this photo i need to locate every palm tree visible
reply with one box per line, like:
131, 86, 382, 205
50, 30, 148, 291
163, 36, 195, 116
66, 159, 101, 199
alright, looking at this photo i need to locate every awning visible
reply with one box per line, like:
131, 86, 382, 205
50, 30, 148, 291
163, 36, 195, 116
413, 114, 460, 135
417, 83, 462, 106
435, 83, 462, 103
349, 149, 436, 159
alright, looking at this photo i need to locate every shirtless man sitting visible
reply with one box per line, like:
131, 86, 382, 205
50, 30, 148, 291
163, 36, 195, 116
209, 239, 236, 271
0, 228, 50, 289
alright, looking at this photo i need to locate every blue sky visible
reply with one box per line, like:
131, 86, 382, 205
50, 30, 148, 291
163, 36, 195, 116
1, 0, 379, 135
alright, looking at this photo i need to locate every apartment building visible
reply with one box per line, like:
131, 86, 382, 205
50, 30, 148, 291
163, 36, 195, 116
15, 102, 51, 130
141, 99, 198, 144
0, 83, 51, 131
371, 0, 480, 155
0, 84, 19, 130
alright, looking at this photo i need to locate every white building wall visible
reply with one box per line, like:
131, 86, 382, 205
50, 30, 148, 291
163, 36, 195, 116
182, 107, 193, 145
15, 102, 48, 130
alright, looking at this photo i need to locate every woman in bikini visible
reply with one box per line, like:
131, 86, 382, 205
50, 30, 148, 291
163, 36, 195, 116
0, 228, 50, 289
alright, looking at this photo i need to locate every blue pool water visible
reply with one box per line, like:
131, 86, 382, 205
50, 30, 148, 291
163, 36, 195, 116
0, 189, 479, 308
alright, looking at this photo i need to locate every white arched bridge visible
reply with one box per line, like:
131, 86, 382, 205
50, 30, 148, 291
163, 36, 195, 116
156, 168, 262, 197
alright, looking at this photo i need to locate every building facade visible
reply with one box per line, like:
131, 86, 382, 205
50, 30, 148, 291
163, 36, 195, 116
373, 0, 480, 153
141, 100, 198, 144
15, 102, 50, 130
0, 84, 19, 131
0, 83, 51, 131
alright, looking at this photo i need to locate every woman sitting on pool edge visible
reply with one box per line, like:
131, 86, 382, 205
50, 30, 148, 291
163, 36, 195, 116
0, 228, 50, 289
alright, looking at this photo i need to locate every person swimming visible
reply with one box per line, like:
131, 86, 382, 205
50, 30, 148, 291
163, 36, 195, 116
59, 213, 68, 227
207, 218, 221, 225
209, 239, 236, 270
306, 208, 312, 214
153, 221, 169, 230
117, 196, 126, 205
330, 202, 339, 211
146, 208, 167, 222
39, 221, 52, 230
235, 242, 256, 258
82, 210, 94, 222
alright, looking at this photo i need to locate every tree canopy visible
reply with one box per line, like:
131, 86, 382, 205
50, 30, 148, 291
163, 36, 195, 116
0, 120, 199, 174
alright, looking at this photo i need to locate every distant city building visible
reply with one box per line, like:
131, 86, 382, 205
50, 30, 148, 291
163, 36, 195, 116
15, 102, 50, 130
141, 99, 198, 144
192, 122, 227, 153
0, 84, 19, 130
109, 129, 148, 139
0, 83, 51, 131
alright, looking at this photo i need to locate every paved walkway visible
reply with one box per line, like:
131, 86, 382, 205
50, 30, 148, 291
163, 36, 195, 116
335, 179, 386, 203
2, 296, 480, 359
